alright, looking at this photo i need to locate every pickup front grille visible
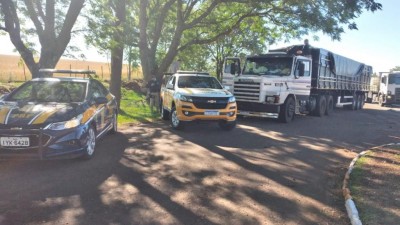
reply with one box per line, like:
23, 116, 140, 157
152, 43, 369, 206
191, 97, 229, 109
233, 81, 260, 102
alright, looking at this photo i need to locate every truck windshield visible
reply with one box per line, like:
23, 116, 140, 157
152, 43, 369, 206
242, 57, 292, 76
178, 76, 222, 89
388, 74, 400, 84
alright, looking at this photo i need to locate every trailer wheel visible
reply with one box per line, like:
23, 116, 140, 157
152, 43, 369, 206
358, 95, 364, 110
278, 96, 295, 123
315, 95, 326, 117
325, 95, 334, 115
351, 94, 358, 110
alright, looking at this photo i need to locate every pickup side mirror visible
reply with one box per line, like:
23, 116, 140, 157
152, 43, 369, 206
166, 83, 174, 90
94, 96, 108, 105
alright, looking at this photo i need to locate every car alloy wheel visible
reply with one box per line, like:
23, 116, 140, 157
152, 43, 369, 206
83, 127, 96, 159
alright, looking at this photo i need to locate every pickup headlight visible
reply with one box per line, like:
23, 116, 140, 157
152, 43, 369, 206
177, 94, 193, 102
228, 96, 236, 103
46, 114, 83, 130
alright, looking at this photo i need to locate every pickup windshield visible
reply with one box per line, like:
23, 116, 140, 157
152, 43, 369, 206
243, 57, 292, 76
178, 76, 222, 89
6, 80, 87, 103
388, 74, 400, 84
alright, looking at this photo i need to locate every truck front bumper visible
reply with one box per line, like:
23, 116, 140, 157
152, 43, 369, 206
236, 101, 280, 117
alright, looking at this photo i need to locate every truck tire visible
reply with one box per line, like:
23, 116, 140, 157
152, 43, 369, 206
325, 95, 334, 115
278, 97, 295, 123
358, 95, 364, 110
351, 94, 358, 110
218, 120, 236, 131
170, 107, 185, 130
315, 95, 326, 117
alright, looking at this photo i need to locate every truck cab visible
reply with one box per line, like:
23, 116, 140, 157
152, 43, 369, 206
223, 52, 312, 122
378, 72, 400, 106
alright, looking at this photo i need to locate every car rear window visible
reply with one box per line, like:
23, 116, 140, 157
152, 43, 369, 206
177, 76, 222, 89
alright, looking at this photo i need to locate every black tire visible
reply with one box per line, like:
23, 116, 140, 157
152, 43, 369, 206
315, 95, 326, 117
109, 112, 118, 134
82, 126, 96, 160
358, 95, 364, 110
170, 107, 184, 130
278, 97, 295, 123
161, 106, 169, 120
325, 95, 334, 115
352, 94, 358, 110
218, 120, 236, 131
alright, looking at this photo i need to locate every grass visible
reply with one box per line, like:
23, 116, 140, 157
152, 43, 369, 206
349, 152, 373, 222
118, 88, 159, 124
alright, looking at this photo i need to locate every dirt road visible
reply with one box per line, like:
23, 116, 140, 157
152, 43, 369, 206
1, 103, 399, 225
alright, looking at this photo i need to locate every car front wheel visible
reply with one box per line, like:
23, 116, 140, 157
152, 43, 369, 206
82, 126, 96, 159
170, 107, 184, 130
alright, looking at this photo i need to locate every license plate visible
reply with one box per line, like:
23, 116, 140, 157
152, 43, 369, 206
0, 137, 30, 147
204, 111, 219, 116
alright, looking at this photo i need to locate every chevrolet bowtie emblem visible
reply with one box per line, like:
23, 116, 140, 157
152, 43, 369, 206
207, 100, 217, 103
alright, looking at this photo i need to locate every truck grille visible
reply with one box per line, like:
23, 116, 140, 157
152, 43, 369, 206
233, 81, 260, 102
395, 88, 400, 103
192, 97, 228, 109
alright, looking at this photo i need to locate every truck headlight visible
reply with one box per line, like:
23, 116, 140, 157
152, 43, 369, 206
46, 114, 83, 130
178, 94, 193, 103
228, 96, 236, 103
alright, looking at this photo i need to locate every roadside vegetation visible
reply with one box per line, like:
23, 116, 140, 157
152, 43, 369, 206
349, 146, 400, 225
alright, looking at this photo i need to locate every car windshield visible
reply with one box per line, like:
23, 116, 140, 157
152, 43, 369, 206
243, 57, 292, 76
6, 80, 87, 103
177, 76, 223, 89
388, 74, 400, 84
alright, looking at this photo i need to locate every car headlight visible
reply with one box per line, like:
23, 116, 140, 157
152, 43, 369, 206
46, 114, 83, 130
177, 94, 193, 102
228, 96, 236, 103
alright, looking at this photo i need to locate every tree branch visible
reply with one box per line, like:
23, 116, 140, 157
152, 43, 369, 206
23, 0, 44, 35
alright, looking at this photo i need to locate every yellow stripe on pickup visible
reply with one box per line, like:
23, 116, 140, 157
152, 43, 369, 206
0, 107, 11, 124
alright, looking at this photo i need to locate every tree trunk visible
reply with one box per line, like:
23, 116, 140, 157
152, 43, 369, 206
109, 0, 126, 109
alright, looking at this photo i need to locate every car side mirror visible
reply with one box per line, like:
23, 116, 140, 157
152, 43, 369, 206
94, 96, 108, 105
166, 83, 174, 90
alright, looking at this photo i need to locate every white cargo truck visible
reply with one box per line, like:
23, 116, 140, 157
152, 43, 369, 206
366, 72, 400, 106
223, 45, 373, 122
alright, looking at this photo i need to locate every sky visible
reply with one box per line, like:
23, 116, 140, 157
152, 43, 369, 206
0, 0, 398, 73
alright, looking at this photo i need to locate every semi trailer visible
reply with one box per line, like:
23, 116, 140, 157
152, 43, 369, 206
222, 45, 373, 122
366, 71, 400, 106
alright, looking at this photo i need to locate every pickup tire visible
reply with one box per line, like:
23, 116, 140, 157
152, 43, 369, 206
278, 96, 295, 123
161, 105, 169, 120
219, 120, 236, 131
315, 95, 326, 117
170, 107, 184, 130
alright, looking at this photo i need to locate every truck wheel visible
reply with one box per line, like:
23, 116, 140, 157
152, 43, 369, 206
315, 95, 326, 117
218, 120, 236, 131
325, 95, 334, 115
358, 95, 364, 110
278, 97, 295, 123
161, 105, 169, 120
351, 94, 358, 110
170, 107, 185, 130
